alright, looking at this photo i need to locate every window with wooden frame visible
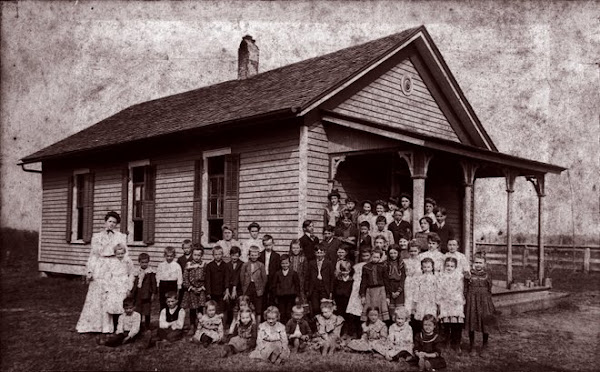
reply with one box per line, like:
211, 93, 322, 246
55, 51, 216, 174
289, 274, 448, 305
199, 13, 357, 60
66, 169, 94, 243
195, 150, 239, 244
123, 161, 156, 245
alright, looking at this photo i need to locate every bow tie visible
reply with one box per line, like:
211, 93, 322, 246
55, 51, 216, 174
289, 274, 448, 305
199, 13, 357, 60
106, 230, 114, 234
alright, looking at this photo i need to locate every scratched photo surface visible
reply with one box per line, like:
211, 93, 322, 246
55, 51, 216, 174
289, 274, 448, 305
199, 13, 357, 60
0, 1, 598, 371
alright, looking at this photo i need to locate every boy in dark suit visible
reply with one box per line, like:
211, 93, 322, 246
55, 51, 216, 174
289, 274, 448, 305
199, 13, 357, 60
299, 220, 319, 262
205, 246, 231, 324
305, 245, 335, 320
388, 210, 412, 244
259, 235, 281, 307
434, 207, 455, 253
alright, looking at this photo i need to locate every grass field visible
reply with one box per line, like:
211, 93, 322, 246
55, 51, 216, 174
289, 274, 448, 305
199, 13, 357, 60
1, 251, 599, 371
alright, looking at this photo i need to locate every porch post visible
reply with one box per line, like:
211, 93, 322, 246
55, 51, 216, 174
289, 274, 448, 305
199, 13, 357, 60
398, 151, 433, 230
527, 175, 546, 283
460, 161, 478, 262
504, 169, 517, 288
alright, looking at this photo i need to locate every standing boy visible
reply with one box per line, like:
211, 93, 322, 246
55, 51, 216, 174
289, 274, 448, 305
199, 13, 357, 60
206, 246, 231, 325
240, 245, 267, 323
299, 220, 319, 262
259, 235, 281, 307
156, 246, 183, 310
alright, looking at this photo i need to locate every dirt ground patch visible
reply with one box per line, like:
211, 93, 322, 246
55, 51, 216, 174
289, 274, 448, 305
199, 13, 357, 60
1, 266, 599, 371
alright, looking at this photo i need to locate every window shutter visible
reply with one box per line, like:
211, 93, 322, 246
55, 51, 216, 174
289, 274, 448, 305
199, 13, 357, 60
66, 175, 74, 242
120, 168, 129, 235
223, 154, 240, 237
82, 173, 95, 243
192, 159, 203, 245
142, 165, 156, 245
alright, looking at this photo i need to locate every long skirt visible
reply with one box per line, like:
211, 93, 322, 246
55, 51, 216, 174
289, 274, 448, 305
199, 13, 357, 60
76, 278, 114, 333
249, 340, 290, 361
192, 327, 222, 343
361, 286, 389, 321
465, 292, 496, 333
228, 336, 252, 352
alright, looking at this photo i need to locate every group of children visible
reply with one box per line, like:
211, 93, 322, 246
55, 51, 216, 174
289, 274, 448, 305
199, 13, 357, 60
94, 202, 496, 371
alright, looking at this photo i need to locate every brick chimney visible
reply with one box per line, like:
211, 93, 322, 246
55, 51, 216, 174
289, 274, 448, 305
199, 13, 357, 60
238, 35, 259, 79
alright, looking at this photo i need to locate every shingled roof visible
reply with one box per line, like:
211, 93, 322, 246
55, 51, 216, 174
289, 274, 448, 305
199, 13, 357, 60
22, 27, 423, 163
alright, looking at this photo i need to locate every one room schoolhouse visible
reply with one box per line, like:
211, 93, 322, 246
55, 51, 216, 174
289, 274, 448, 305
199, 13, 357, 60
21, 26, 564, 287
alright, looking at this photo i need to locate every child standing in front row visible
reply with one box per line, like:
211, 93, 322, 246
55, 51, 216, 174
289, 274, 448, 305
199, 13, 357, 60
413, 314, 446, 371
333, 260, 353, 337
103, 243, 134, 333
346, 248, 370, 338
419, 233, 445, 273
157, 246, 183, 310
385, 244, 406, 323
250, 306, 290, 365
205, 246, 231, 325
465, 254, 496, 357
347, 307, 388, 356
360, 248, 390, 322
192, 300, 223, 347
404, 241, 422, 321
240, 245, 267, 324
314, 299, 344, 355
132, 253, 156, 330
181, 246, 206, 336
305, 245, 335, 318
414, 258, 438, 335
271, 254, 300, 325
438, 257, 465, 352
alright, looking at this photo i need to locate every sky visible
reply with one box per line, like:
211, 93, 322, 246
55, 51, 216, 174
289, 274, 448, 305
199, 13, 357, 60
1, 0, 598, 244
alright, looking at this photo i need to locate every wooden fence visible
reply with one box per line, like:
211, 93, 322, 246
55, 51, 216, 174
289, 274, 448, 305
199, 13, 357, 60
475, 243, 600, 273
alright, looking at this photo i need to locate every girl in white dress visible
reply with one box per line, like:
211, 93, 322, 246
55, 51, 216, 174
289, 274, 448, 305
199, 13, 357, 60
438, 257, 465, 351
414, 258, 438, 334
346, 248, 371, 338
76, 211, 130, 336
403, 242, 422, 316
103, 243, 135, 333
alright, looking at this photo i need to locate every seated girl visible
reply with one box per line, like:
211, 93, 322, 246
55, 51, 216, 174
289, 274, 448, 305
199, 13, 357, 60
191, 300, 223, 347
386, 307, 413, 362
413, 314, 446, 371
314, 299, 344, 356
250, 306, 290, 365
222, 308, 257, 357
347, 307, 389, 356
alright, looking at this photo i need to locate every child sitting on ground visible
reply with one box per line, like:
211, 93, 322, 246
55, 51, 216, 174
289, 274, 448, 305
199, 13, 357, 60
181, 245, 206, 336
148, 291, 185, 347
386, 307, 414, 362
222, 307, 257, 358
413, 314, 446, 371
314, 299, 344, 356
228, 295, 256, 335
192, 300, 223, 347
347, 307, 388, 356
105, 297, 141, 347
250, 306, 290, 365
285, 305, 311, 353
132, 253, 156, 330
360, 248, 390, 322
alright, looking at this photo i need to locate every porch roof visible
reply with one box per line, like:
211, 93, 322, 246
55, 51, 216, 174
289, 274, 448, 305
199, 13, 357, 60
322, 111, 566, 176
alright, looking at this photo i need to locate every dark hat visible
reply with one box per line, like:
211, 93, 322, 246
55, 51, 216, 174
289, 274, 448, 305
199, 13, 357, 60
388, 196, 400, 205
361, 199, 373, 207
104, 211, 121, 224
345, 196, 357, 204
328, 189, 341, 200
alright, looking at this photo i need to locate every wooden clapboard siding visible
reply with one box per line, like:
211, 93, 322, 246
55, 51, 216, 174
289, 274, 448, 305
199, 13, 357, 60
236, 126, 300, 254
305, 122, 330, 233
39, 168, 77, 269
332, 59, 459, 142
92, 167, 123, 231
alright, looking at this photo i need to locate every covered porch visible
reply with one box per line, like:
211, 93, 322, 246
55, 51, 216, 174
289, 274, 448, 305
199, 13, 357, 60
322, 111, 565, 289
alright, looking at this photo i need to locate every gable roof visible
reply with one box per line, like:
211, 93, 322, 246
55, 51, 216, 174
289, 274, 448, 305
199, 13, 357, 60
21, 26, 496, 164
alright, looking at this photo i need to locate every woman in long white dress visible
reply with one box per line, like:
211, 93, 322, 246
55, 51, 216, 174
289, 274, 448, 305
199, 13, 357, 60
76, 211, 129, 334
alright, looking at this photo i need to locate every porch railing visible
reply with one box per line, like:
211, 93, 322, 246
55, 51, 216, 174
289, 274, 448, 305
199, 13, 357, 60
475, 243, 600, 273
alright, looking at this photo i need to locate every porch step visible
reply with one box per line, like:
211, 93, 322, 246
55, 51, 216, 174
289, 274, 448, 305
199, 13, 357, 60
493, 289, 569, 314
